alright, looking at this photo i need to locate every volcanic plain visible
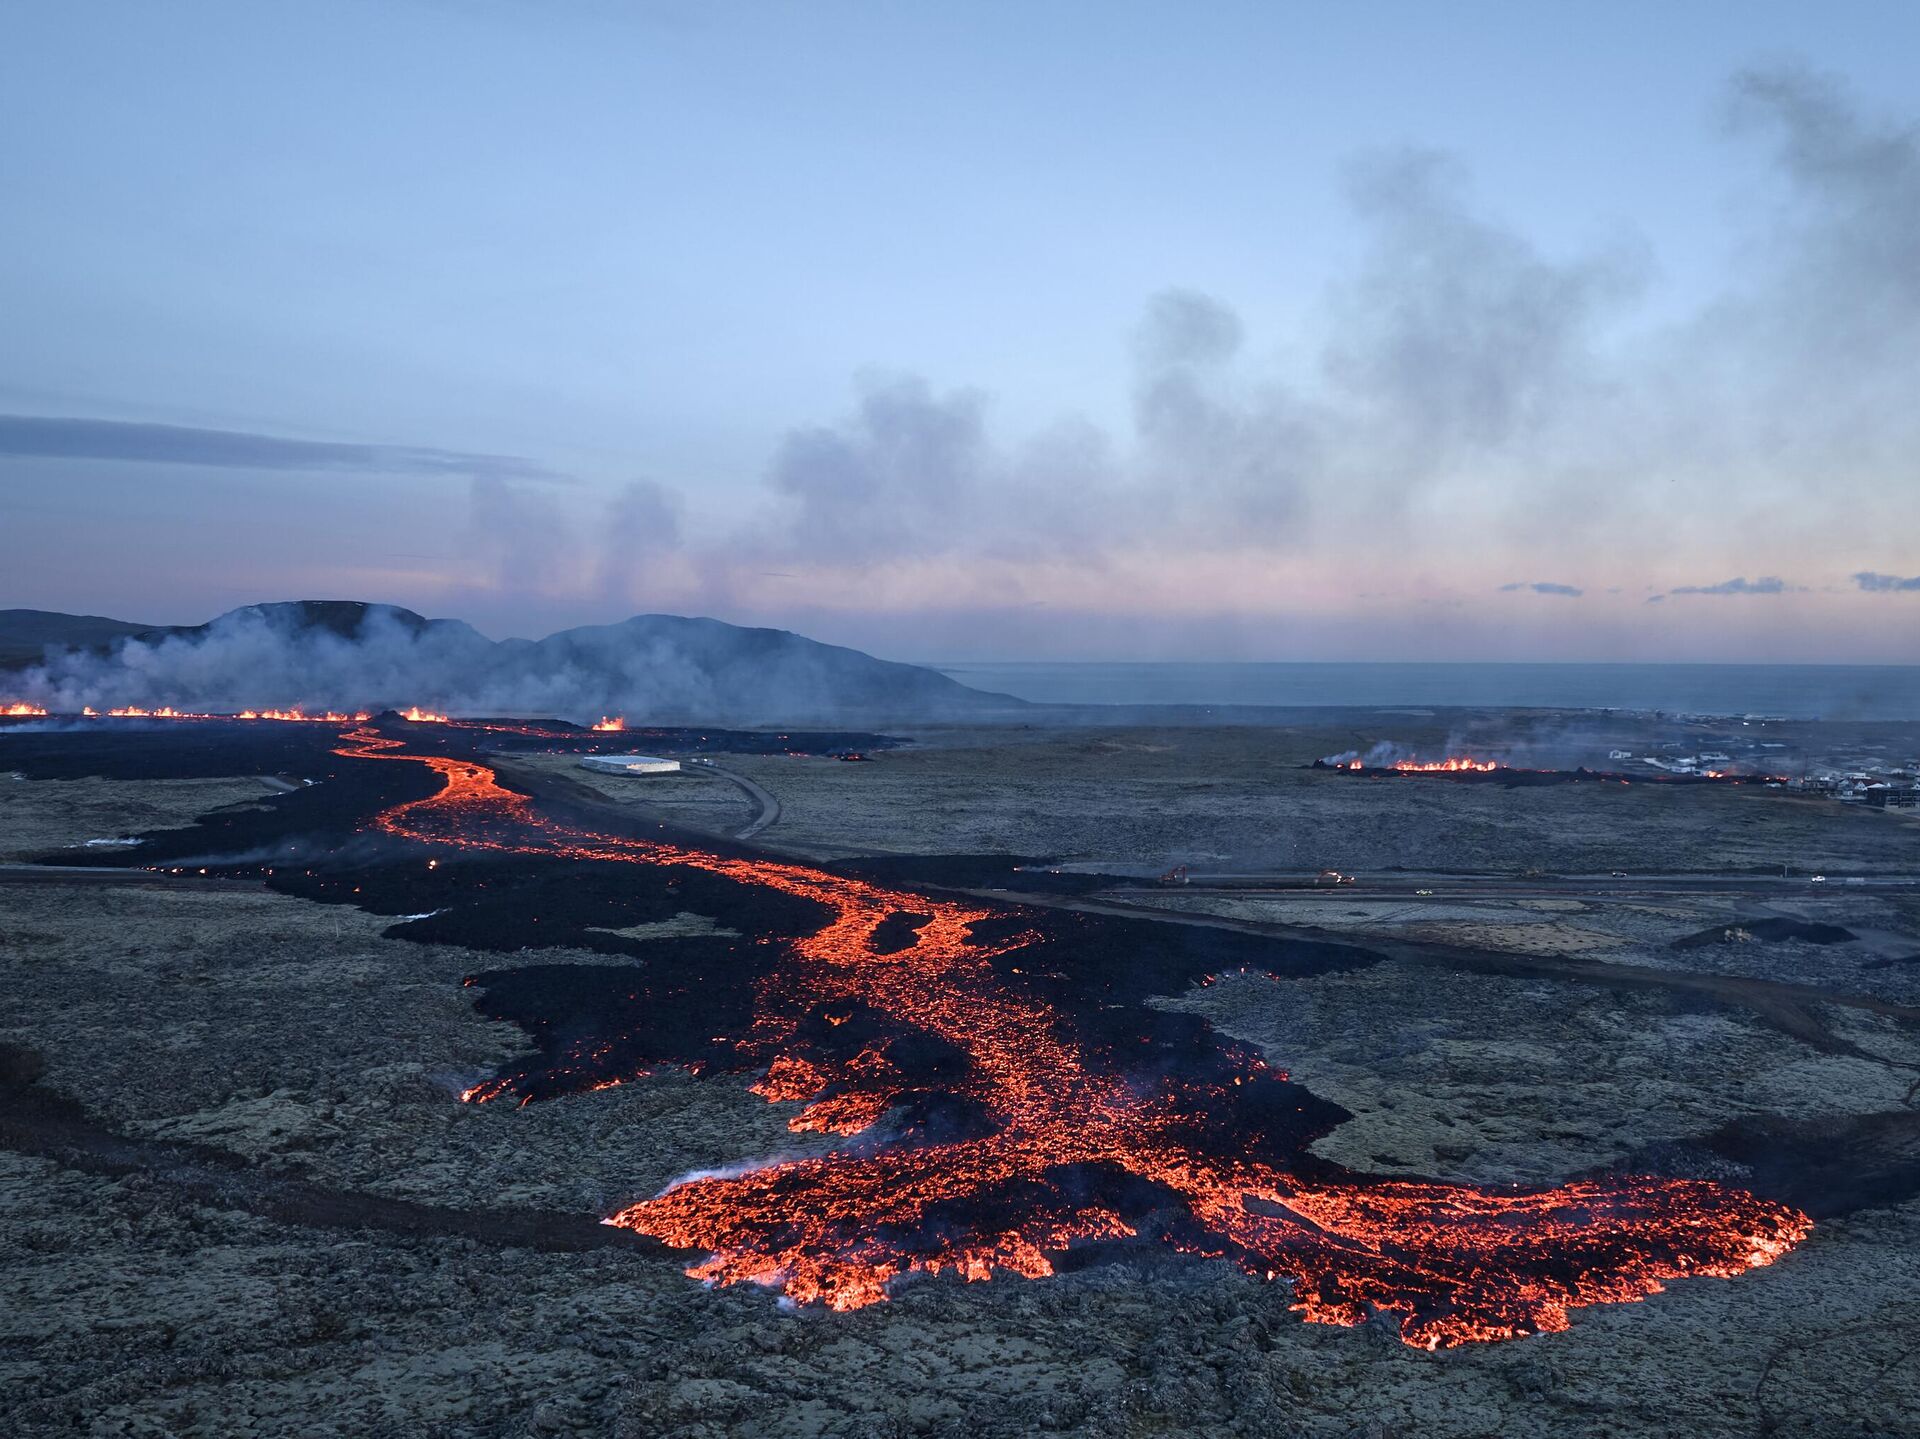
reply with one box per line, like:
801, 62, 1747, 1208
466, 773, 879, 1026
3, 709, 1918, 1437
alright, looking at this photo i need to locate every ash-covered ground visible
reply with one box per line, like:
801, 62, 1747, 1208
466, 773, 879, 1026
3, 710, 1919, 1437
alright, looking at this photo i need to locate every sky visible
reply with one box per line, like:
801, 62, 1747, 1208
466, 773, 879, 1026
2, 0, 1918, 663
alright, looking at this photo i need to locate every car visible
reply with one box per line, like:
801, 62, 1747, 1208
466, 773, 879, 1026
1610, 870, 1628, 878
1809, 875, 1827, 883
1414, 888, 1434, 896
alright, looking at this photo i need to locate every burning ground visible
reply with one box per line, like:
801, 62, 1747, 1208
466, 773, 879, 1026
3, 715, 1919, 1434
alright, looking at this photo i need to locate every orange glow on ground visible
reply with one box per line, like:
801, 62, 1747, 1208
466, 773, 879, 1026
332, 725, 1812, 1348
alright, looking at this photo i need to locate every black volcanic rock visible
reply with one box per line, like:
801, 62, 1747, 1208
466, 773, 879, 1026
1670, 917, 1859, 950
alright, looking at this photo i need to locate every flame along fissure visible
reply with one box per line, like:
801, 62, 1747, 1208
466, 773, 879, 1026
330, 724, 1809, 1348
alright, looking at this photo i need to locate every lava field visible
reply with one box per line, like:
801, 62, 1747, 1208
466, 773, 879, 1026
5, 715, 1814, 1349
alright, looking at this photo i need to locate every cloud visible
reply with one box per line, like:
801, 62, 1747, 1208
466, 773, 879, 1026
1666, 576, 1794, 596
1853, 571, 1920, 592
1499, 581, 1583, 596
0, 414, 553, 481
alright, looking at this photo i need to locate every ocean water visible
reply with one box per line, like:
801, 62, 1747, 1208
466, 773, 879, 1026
932, 662, 1920, 721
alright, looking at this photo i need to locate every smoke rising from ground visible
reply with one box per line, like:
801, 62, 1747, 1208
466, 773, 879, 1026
10, 604, 1006, 725
728, 69, 1911, 616
6, 67, 1916, 662
1321, 715, 1791, 776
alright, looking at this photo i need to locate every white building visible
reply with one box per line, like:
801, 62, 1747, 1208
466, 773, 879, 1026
579, 754, 681, 777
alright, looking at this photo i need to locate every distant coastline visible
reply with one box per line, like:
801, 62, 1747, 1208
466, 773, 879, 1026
930, 661, 1920, 721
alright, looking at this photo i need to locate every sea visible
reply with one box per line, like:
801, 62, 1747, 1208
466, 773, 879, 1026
930, 662, 1920, 722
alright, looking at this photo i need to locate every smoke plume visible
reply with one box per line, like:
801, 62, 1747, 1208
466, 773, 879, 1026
10, 603, 1008, 725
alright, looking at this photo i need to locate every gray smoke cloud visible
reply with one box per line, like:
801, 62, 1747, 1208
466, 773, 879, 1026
1130, 289, 1320, 537
11, 65, 1913, 671
750, 373, 1124, 577
8, 603, 1005, 725
767, 377, 989, 563
1323, 148, 1644, 478
731, 65, 1915, 594
730, 147, 1645, 572
465, 477, 576, 594
596, 480, 685, 601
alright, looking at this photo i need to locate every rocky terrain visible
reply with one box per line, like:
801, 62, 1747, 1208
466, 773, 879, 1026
3, 716, 1918, 1436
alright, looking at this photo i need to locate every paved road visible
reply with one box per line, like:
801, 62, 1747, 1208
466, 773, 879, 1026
947, 884, 1920, 1065
0, 864, 263, 891
695, 762, 782, 841
1104, 871, 1920, 901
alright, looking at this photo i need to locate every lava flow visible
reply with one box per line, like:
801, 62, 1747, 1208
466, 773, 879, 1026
1314, 756, 1784, 787
332, 726, 1810, 1348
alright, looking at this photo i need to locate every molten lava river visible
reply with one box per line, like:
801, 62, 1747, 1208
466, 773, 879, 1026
332, 725, 1808, 1349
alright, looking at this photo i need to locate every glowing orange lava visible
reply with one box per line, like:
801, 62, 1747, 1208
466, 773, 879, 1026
61, 706, 389, 723
333, 726, 1811, 1348
236, 708, 372, 723
2, 702, 48, 716
1393, 757, 1502, 773
592, 717, 626, 732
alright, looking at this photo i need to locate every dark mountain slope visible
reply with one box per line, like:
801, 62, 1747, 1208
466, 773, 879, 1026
0, 609, 156, 670
4, 601, 1020, 724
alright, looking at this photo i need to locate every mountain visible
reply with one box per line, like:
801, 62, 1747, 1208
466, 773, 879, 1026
0, 608, 156, 670
5, 600, 1020, 724
134, 599, 476, 646
536, 614, 995, 720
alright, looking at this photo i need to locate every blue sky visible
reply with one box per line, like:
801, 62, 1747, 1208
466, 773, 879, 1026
3, 1, 1917, 661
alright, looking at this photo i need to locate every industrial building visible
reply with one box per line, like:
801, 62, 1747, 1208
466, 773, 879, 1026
579, 754, 681, 777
